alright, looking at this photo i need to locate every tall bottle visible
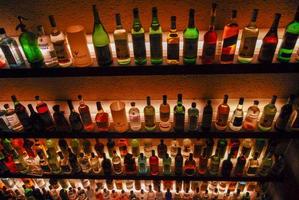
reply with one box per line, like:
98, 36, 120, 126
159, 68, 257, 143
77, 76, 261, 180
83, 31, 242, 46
52, 105, 71, 132
167, 16, 180, 64
149, 150, 159, 176
258, 95, 277, 131
183, 9, 199, 64
221, 154, 233, 177
149, 7, 163, 64
78, 95, 94, 131
138, 153, 148, 175
215, 94, 230, 130
35, 96, 55, 132
238, 9, 259, 63
201, 100, 213, 131
11, 95, 32, 131
258, 13, 281, 63
48, 15, 72, 67
188, 102, 199, 131
202, 3, 217, 64
163, 153, 172, 175
128, 102, 142, 131
220, 10, 239, 64
243, 100, 260, 131
3, 104, 24, 132
131, 8, 146, 65
28, 104, 44, 132
67, 100, 84, 132
184, 153, 196, 176
159, 95, 171, 132
174, 94, 185, 132
92, 5, 113, 66
275, 95, 295, 131
144, 96, 156, 131
0, 27, 25, 68
209, 149, 220, 176
229, 97, 244, 131
16, 16, 44, 68
277, 6, 299, 62
95, 101, 109, 132
175, 147, 183, 175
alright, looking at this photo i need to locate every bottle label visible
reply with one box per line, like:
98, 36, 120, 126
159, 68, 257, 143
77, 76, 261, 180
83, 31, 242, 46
94, 45, 112, 65
6, 114, 22, 129
150, 34, 162, 59
167, 43, 179, 60
132, 34, 146, 59
221, 34, 238, 61
260, 113, 275, 128
0, 43, 24, 65
96, 113, 109, 129
239, 36, 258, 57
202, 43, 216, 60
129, 114, 141, 123
183, 38, 198, 59
259, 43, 277, 62
160, 111, 170, 122
39, 42, 57, 62
53, 41, 70, 62
247, 166, 257, 175
216, 113, 229, 126
145, 114, 155, 127
115, 39, 130, 59
232, 116, 243, 127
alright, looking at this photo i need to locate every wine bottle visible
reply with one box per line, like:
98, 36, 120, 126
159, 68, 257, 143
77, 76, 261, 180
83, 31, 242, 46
174, 94, 185, 132
11, 95, 32, 131
149, 7, 163, 64
35, 96, 55, 132
167, 16, 180, 64
67, 100, 84, 132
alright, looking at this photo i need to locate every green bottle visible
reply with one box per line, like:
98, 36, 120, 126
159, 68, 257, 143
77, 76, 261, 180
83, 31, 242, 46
131, 8, 147, 65
92, 5, 113, 66
183, 9, 199, 64
277, 6, 299, 62
174, 94, 185, 132
144, 96, 156, 131
16, 16, 44, 68
258, 95, 277, 132
149, 7, 163, 64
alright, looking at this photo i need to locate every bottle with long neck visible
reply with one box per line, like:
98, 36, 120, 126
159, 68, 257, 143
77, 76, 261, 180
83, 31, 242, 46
3, 104, 24, 132
78, 95, 94, 131
67, 100, 84, 132
113, 13, 130, 65
95, 101, 109, 132
0, 27, 25, 68
188, 102, 199, 131
278, 6, 299, 62
149, 7, 163, 64
258, 95, 277, 131
159, 95, 171, 132
229, 97, 244, 131
27, 104, 44, 132
220, 10, 239, 64
202, 3, 217, 64
201, 100, 213, 131
48, 15, 72, 67
144, 96, 156, 131
174, 94, 185, 132
35, 96, 55, 132
52, 105, 71, 132
215, 94, 230, 131
238, 9, 259, 63
11, 95, 32, 131
167, 16, 180, 64
16, 16, 44, 68
131, 8, 146, 65
175, 147, 183, 175
92, 5, 113, 66
243, 100, 260, 131
275, 95, 296, 131
183, 9, 199, 64
258, 13, 281, 63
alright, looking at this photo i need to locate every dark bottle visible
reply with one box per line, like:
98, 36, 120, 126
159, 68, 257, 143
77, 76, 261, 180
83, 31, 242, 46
174, 94, 185, 132
167, 16, 180, 64
234, 152, 246, 177
175, 147, 183, 175
149, 150, 159, 176
201, 100, 213, 131
149, 7, 163, 64
53, 105, 71, 132
275, 95, 296, 131
107, 138, 116, 158
102, 153, 113, 175
258, 13, 281, 63
184, 153, 196, 176
11, 95, 32, 131
198, 148, 208, 175
165, 189, 172, 200
37, 150, 51, 174
205, 138, 214, 157
57, 151, 71, 174
94, 139, 104, 158
58, 139, 69, 156
28, 104, 44, 132
221, 154, 233, 177
67, 100, 84, 132
35, 96, 55, 132
216, 138, 227, 159
78, 95, 94, 131
82, 139, 92, 156
124, 153, 137, 175
158, 139, 167, 159
229, 139, 240, 159
23, 138, 36, 158
68, 148, 81, 174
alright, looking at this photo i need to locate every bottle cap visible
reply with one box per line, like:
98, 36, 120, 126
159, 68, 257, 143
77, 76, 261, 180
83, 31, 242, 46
78, 95, 83, 100
48, 15, 57, 27
191, 102, 196, 108
130, 102, 135, 107
239, 97, 244, 105
53, 105, 60, 112
253, 100, 259, 105
0, 28, 5, 34
11, 95, 17, 102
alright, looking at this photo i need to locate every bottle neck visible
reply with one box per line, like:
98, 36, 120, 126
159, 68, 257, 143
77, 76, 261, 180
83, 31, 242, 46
188, 11, 195, 28
270, 14, 281, 31
115, 14, 123, 29
151, 15, 160, 30
209, 7, 216, 30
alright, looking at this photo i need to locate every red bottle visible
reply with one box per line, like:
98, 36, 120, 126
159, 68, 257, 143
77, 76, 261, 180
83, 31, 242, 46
95, 101, 109, 132
4, 154, 17, 173
117, 139, 128, 157
229, 139, 240, 159
184, 153, 196, 176
78, 95, 94, 131
35, 96, 55, 132
11, 138, 25, 155
150, 150, 159, 176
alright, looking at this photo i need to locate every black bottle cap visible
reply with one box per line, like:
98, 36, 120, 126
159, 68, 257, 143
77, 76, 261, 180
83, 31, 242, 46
130, 102, 135, 107
178, 94, 182, 101
96, 101, 103, 110
224, 94, 229, 103
207, 100, 212, 105
253, 100, 259, 105
191, 102, 196, 108
53, 105, 60, 112
4, 104, 9, 109
252, 9, 259, 22
239, 97, 244, 105
151, 150, 155, 155
35, 96, 40, 100
133, 8, 139, 18
163, 95, 167, 105
78, 95, 83, 100
48, 15, 56, 27
271, 95, 277, 104
115, 13, 122, 26
232, 10, 237, 18
152, 7, 158, 17
0, 28, 6, 34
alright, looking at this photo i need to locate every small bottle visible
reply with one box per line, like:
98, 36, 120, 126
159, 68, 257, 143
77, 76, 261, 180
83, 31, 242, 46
4, 104, 24, 132
184, 153, 196, 176
78, 152, 91, 173
149, 7, 163, 64
95, 101, 109, 132
144, 96, 156, 131
78, 95, 94, 131
170, 139, 179, 157
241, 139, 253, 158
57, 151, 71, 174
229, 139, 240, 159
102, 153, 113, 175
193, 139, 204, 158
131, 139, 140, 157
275, 95, 296, 131
158, 139, 167, 158
215, 94, 230, 131
175, 147, 183, 175
234, 152, 246, 177
35, 96, 55, 132
129, 102, 142, 131
167, 16, 180, 64
221, 153, 233, 177
182, 138, 192, 159
124, 153, 136, 175
216, 138, 227, 159
159, 95, 171, 132
246, 152, 259, 176
258, 95, 277, 132
107, 139, 116, 158
149, 150, 159, 176
209, 149, 220, 176
52, 105, 71, 132
198, 148, 208, 175
188, 102, 199, 131
174, 94, 185, 132
138, 153, 148, 175
228, 97, 244, 131
201, 100, 213, 131
112, 150, 123, 174
67, 100, 84, 132
118, 138, 128, 157
28, 104, 44, 132
258, 151, 273, 177
163, 153, 172, 175
243, 100, 260, 131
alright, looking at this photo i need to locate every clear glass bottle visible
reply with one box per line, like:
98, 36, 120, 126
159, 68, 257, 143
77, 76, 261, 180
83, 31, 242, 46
182, 138, 192, 159
159, 95, 171, 132
184, 153, 196, 176
131, 139, 140, 157
149, 7, 163, 64
258, 95, 277, 131
229, 97, 244, 131
67, 100, 84, 132
243, 100, 260, 131
170, 139, 179, 157
138, 153, 148, 175
163, 153, 172, 175
167, 16, 180, 64
3, 104, 24, 132
246, 152, 259, 176
188, 102, 199, 131
95, 101, 109, 132
129, 102, 142, 131
201, 100, 213, 131
174, 94, 185, 132
78, 152, 91, 173
144, 96, 156, 131
275, 95, 295, 131
112, 150, 123, 174
215, 94, 230, 131
209, 149, 220, 176
78, 95, 94, 131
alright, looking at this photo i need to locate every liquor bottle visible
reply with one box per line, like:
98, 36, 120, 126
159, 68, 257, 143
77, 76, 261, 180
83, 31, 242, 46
193, 139, 204, 158
36, 25, 58, 67
275, 95, 295, 131
201, 100, 213, 131
184, 153, 196, 176
241, 139, 252, 158
48, 15, 72, 67
159, 95, 171, 132
118, 138, 128, 157
138, 153, 147, 175
94, 101, 109, 132
131, 8, 146, 65
258, 151, 273, 177
114, 13, 130, 65
35, 96, 55, 132
57, 151, 71, 174
107, 139, 116, 158
102, 153, 113, 175
183, 9, 199, 64
258, 13, 281, 63
205, 138, 215, 157
215, 94, 230, 131
220, 10, 239, 64
288, 104, 299, 130
82, 139, 92, 157
258, 95, 277, 131
252, 139, 266, 159
163, 153, 172, 175
129, 102, 142, 131
277, 6, 299, 62
0, 28, 25, 68
3, 104, 24, 132
234, 152, 246, 177
229, 139, 240, 159
131, 139, 140, 157
243, 100, 260, 131
198, 148, 208, 175
216, 138, 227, 158
112, 150, 122, 174
15, 16, 44, 68
209, 149, 220, 176
246, 152, 259, 176
144, 96, 156, 131
92, 5, 113, 66
125, 153, 137, 175
188, 102, 199, 131
157, 139, 167, 159
238, 9, 259, 63
182, 138, 192, 158
149, 7, 163, 64
174, 94, 185, 132
78, 95, 94, 131
228, 97, 244, 131
10, 95, 32, 131
47, 150, 62, 174
52, 105, 71, 132
67, 100, 84, 132
170, 139, 179, 157
94, 139, 104, 158
167, 16, 180, 64
202, 3, 217, 64
149, 150, 159, 175
221, 154, 233, 177
27, 104, 44, 132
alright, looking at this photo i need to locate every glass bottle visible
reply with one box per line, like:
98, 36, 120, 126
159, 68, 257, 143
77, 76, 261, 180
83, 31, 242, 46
16, 16, 44, 68
131, 8, 146, 65
159, 95, 171, 132
209, 149, 220, 176
67, 100, 84, 132
68, 148, 81, 173
183, 9, 199, 64
92, 5, 113, 66
53, 105, 71, 132
78, 95, 94, 131
216, 138, 227, 159
220, 10, 239, 64
112, 150, 122, 174
243, 100, 260, 131
182, 138, 192, 158
81, 139, 92, 157
184, 153, 196, 176
0, 27, 25, 68
138, 153, 147, 175
94, 139, 104, 158
175, 147, 183, 175
149, 150, 159, 175
215, 94, 230, 131
3, 104, 24, 132
28, 104, 44, 132
144, 96, 156, 131
102, 153, 113, 175
129, 102, 142, 131
288, 104, 299, 131
188, 102, 199, 131
202, 3, 217, 64
48, 15, 72, 67
57, 151, 71, 174
246, 152, 259, 176
234, 152, 246, 177
107, 139, 116, 158
124, 153, 136, 175
275, 95, 295, 131
277, 6, 299, 62
131, 139, 140, 157
241, 139, 252, 158
118, 138, 128, 157
69, 138, 80, 156
167, 16, 180, 64
258, 13, 281, 63
158, 139, 167, 158
238, 9, 259, 63
221, 153, 233, 177
193, 139, 204, 158
95, 101, 109, 132
36, 25, 58, 67
201, 100, 213, 131
47, 150, 61, 174
229, 139, 240, 159
163, 153, 172, 175
0, 109, 10, 132
229, 97, 244, 131
258, 95, 277, 131
252, 138, 266, 158
35, 96, 55, 132
149, 7, 163, 64
258, 151, 273, 177
174, 94, 185, 132
78, 152, 91, 173
170, 139, 179, 157
114, 13, 130, 65
198, 148, 208, 175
